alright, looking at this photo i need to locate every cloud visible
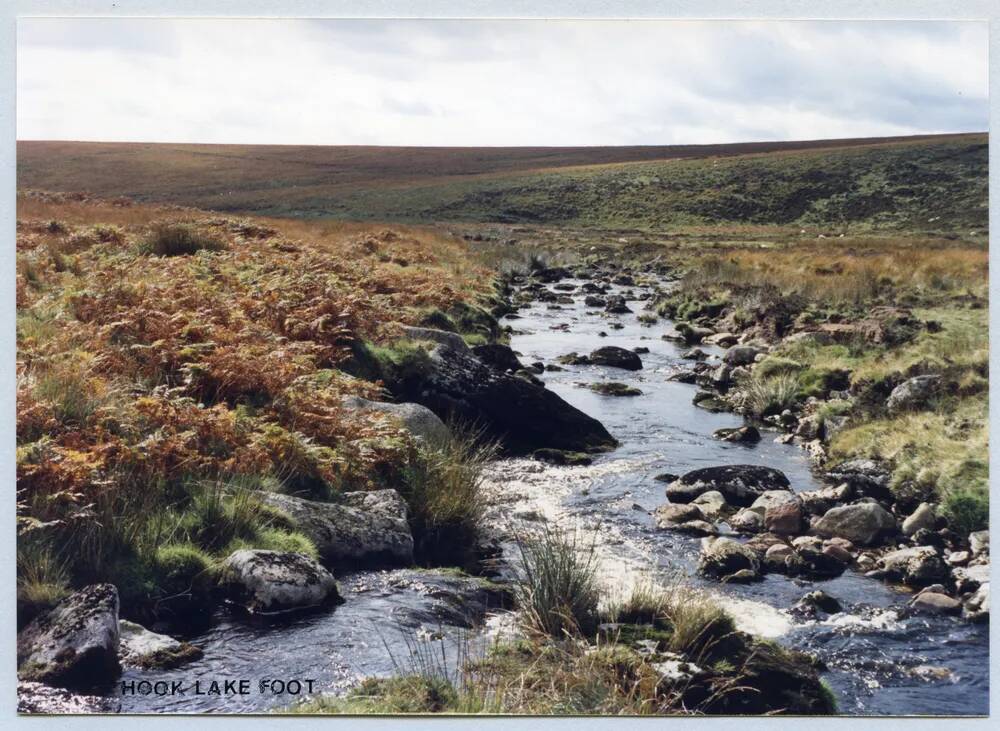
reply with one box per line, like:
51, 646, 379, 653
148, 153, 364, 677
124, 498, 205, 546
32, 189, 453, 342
16, 18, 988, 146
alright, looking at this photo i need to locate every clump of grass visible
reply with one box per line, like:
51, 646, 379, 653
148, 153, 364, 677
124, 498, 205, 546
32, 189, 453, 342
140, 223, 226, 256
741, 372, 800, 418
400, 426, 496, 565
512, 527, 600, 638
16, 540, 71, 628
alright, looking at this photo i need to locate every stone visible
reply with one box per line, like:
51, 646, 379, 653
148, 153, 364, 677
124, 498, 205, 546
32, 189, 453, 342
798, 483, 853, 516
794, 547, 848, 579
584, 295, 607, 308
825, 458, 893, 501
391, 344, 617, 454
704, 332, 738, 347
665, 465, 792, 508
698, 537, 761, 581
219, 550, 341, 614
691, 490, 730, 521
730, 508, 764, 533
764, 543, 796, 570
117, 620, 202, 670
713, 425, 761, 443
654, 503, 704, 528
902, 502, 937, 537
682, 348, 709, 361
532, 448, 593, 466
952, 563, 990, 593
792, 590, 843, 617
751, 490, 800, 512
794, 414, 822, 441
963, 583, 990, 623
880, 546, 948, 585
588, 382, 642, 397
674, 520, 718, 536
813, 502, 897, 546
341, 396, 450, 445
792, 535, 824, 552
970, 530, 989, 557
604, 295, 632, 314
910, 592, 961, 615
822, 543, 853, 565
257, 489, 414, 567
765, 501, 803, 536
724, 345, 764, 366
588, 346, 643, 370
946, 550, 971, 566
471, 343, 524, 373
17, 584, 120, 689
886, 375, 941, 414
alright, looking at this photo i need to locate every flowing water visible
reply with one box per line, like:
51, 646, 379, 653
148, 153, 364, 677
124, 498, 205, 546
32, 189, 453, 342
116, 276, 988, 716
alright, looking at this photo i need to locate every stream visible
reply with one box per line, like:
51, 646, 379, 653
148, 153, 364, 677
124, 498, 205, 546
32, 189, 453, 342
116, 276, 988, 716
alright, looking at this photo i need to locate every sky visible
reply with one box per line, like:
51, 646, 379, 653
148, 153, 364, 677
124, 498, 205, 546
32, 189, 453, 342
16, 18, 989, 146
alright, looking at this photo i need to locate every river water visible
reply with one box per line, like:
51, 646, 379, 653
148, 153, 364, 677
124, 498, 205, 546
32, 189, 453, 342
115, 276, 988, 716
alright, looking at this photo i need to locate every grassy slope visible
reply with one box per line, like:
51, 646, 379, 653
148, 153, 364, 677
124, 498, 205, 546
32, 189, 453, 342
17, 134, 986, 231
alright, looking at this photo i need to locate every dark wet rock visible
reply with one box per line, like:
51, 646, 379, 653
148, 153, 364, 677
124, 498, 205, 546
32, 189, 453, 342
902, 502, 937, 537
472, 343, 524, 373
588, 382, 642, 397
682, 347, 709, 360
654, 503, 705, 528
533, 266, 572, 283
391, 344, 616, 454
910, 591, 961, 615
668, 369, 697, 384
825, 458, 893, 501
17, 681, 121, 714
724, 345, 765, 366
813, 502, 896, 546
557, 351, 591, 365
588, 346, 643, 370
604, 295, 632, 314
666, 465, 791, 508
791, 590, 843, 617
886, 375, 942, 414
878, 546, 947, 585
676, 322, 714, 345
118, 620, 203, 670
584, 295, 607, 308
532, 448, 593, 466
698, 537, 761, 581
219, 550, 342, 614
792, 547, 848, 579
258, 489, 414, 567
341, 396, 450, 445
553, 283, 576, 292
653, 472, 680, 484
713, 425, 761, 443
633, 346, 650, 354
17, 584, 120, 689
514, 368, 545, 387
710, 364, 734, 389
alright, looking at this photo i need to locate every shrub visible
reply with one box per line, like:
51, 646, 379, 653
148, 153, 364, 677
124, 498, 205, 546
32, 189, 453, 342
400, 427, 496, 565
512, 527, 600, 638
140, 223, 226, 256
942, 485, 989, 535
741, 373, 800, 418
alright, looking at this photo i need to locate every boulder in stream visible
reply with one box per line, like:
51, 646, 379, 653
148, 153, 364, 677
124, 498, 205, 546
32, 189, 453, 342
389, 343, 617, 454
257, 489, 414, 567
17, 584, 121, 689
118, 620, 203, 669
588, 346, 643, 370
218, 550, 342, 614
698, 537, 761, 581
813, 502, 896, 546
666, 465, 792, 508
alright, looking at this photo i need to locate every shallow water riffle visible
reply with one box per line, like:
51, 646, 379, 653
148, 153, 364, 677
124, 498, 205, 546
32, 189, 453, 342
487, 277, 988, 717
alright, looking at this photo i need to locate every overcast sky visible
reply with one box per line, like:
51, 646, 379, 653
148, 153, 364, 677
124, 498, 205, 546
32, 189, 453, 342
17, 18, 988, 146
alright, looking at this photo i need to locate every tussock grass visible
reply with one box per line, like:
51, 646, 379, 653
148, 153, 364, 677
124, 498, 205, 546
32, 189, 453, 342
139, 223, 226, 256
512, 527, 600, 638
400, 426, 497, 565
741, 372, 800, 418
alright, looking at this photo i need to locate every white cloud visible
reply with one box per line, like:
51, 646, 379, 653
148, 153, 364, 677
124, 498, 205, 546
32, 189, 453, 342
16, 18, 988, 146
